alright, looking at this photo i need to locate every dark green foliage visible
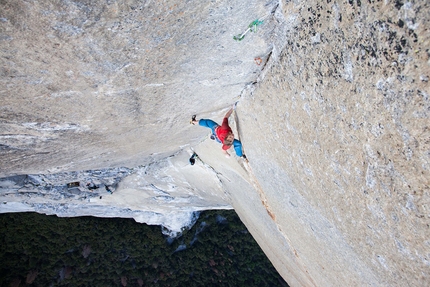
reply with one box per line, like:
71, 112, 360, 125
0, 211, 288, 287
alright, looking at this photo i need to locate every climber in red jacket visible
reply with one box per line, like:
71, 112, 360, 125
191, 106, 246, 159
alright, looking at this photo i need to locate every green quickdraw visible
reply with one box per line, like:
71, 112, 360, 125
233, 5, 278, 41
233, 19, 265, 41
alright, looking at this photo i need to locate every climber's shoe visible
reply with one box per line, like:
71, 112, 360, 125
189, 153, 197, 165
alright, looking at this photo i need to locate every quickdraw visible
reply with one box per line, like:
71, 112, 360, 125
233, 19, 265, 41
233, 4, 279, 41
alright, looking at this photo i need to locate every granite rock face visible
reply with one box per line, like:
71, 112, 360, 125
237, 0, 429, 286
0, 0, 274, 175
1, 0, 429, 286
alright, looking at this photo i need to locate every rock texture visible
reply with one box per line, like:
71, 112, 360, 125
237, 0, 429, 286
1, 0, 429, 286
0, 0, 272, 175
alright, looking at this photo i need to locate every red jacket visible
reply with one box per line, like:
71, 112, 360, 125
215, 118, 232, 150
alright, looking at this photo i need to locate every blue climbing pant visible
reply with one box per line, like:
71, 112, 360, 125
198, 119, 219, 135
231, 139, 243, 157
198, 119, 243, 157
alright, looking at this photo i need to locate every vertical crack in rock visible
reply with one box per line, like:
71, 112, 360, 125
240, 159, 317, 287
232, 106, 318, 286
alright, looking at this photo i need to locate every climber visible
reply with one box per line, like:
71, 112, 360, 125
191, 106, 246, 159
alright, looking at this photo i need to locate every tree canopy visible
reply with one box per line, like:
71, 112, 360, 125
0, 210, 288, 287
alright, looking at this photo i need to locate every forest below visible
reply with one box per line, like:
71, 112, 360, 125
0, 210, 288, 287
